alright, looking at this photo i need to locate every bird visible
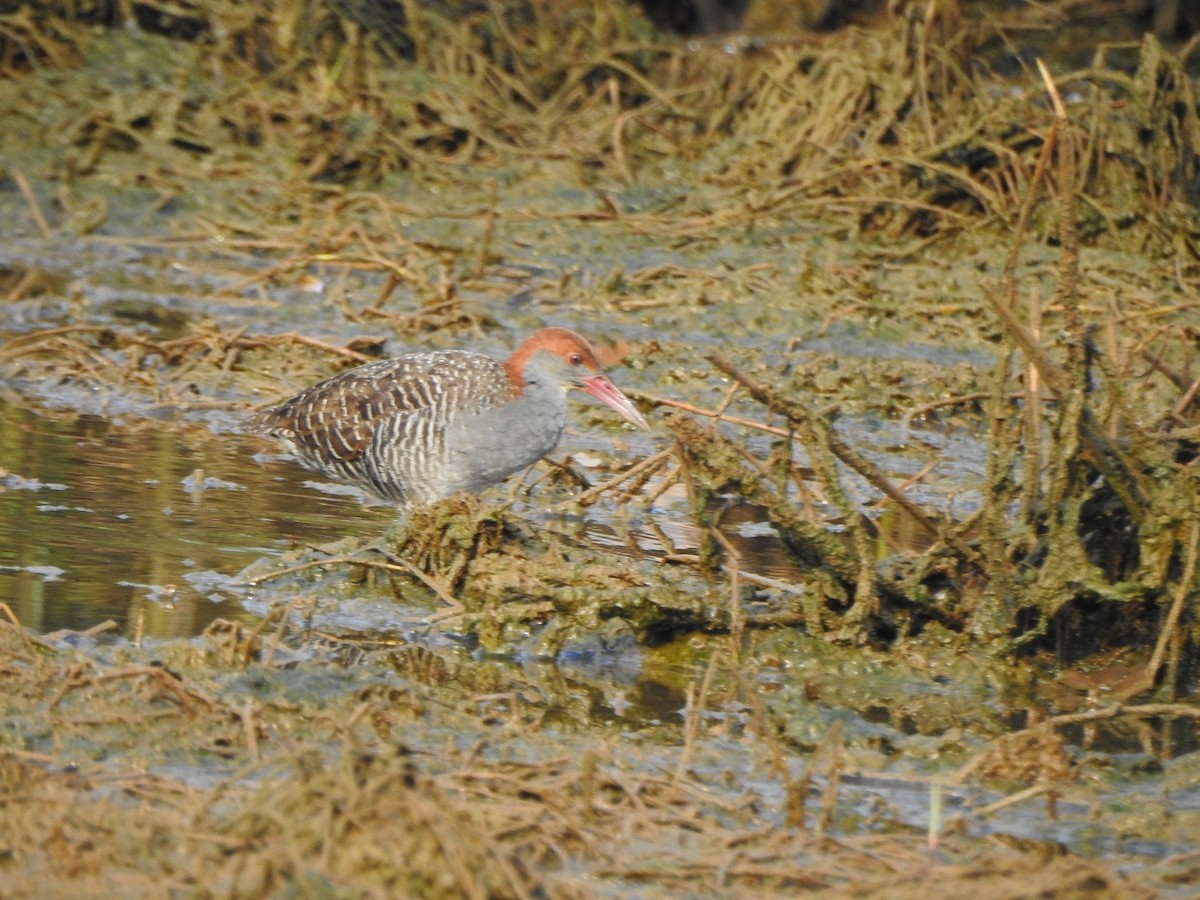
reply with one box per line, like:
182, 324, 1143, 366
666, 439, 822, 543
251, 327, 649, 507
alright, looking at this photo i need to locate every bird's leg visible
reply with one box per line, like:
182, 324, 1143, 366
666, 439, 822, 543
538, 456, 593, 493
505, 461, 545, 503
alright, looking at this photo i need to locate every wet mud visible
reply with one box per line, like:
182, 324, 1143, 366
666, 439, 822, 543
2, 1, 1200, 895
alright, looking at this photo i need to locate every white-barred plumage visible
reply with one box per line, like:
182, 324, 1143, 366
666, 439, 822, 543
252, 328, 649, 506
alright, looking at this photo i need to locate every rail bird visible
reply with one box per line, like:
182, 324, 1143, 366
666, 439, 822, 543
252, 327, 649, 506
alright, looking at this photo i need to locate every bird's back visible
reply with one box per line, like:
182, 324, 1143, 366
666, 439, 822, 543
252, 350, 520, 505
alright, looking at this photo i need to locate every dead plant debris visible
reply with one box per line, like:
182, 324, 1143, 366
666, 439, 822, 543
1, 2, 1199, 896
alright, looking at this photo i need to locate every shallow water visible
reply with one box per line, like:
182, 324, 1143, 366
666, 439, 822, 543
0, 232, 974, 638
0, 399, 396, 636
0, 390, 982, 641
1, 231, 1198, 886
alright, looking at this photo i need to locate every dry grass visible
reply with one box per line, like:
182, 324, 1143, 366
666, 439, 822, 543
0, 3, 1199, 893
653, 53, 1200, 696
0, 607, 1178, 898
1, 0, 1197, 675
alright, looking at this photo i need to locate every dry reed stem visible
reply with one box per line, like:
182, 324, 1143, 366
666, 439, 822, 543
241, 550, 462, 612
0, 605, 54, 670
568, 447, 673, 507
1115, 518, 1200, 702
673, 649, 720, 787
705, 353, 980, 567
638, 392, 796, 438
707, 520, 746, 650
703, 353, 879, 621
11, 167, 52, 238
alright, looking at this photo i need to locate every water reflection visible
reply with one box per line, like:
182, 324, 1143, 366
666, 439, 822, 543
0, 395, 962, 643
0, 401, 393, 637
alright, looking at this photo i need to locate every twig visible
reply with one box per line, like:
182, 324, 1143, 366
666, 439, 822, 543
569, 448, 673, 507
1169, 372, 1200, 420
0, 602, 55, 660
974, 782, 1050, 817
248, 331, 380, 364
11, 167, 53, 239
240, 702, 261, 760
708, 517, 745, 653
241, 551, 462, 611
474, 178, 499, 278
900, 391, 994, 427
634, 392, 794, 438
80, 665, 218, 717
372, 547, 463, 611
673, 650, 721, 786
705, 353, 982, 566
1115, 518, 1200, 702
239, 603, 288, 666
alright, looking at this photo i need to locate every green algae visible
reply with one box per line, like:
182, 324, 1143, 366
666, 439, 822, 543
0, 0, 1196, 682
1, 2, 1200, 894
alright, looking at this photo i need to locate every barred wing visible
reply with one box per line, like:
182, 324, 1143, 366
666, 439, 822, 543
251, 350, 517, 502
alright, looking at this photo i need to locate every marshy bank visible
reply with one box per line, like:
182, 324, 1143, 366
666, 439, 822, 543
2, 1, 1200, 894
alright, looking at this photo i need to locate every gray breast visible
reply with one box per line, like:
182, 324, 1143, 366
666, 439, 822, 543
436, 379, 569, 497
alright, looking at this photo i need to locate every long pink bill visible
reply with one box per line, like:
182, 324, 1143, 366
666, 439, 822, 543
582, 375, 650, 430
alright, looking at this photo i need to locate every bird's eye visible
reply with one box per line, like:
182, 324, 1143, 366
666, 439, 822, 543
569, 353, 584, 366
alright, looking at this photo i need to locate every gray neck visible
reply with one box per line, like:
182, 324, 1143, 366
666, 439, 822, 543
439, 366, 569, 495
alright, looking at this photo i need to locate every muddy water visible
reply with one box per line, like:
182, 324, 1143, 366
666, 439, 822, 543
0, 392, 981, 640
0, 235, 984, 638
2, 237, 1198, 884
0, 399, 394, 636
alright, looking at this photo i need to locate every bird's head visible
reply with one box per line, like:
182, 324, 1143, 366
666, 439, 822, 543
507, 327, 650, 429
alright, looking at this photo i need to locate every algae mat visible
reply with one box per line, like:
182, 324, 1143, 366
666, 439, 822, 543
2, 2, 1200, 895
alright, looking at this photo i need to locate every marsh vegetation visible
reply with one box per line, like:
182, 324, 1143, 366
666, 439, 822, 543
1, 1, 1199, 894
